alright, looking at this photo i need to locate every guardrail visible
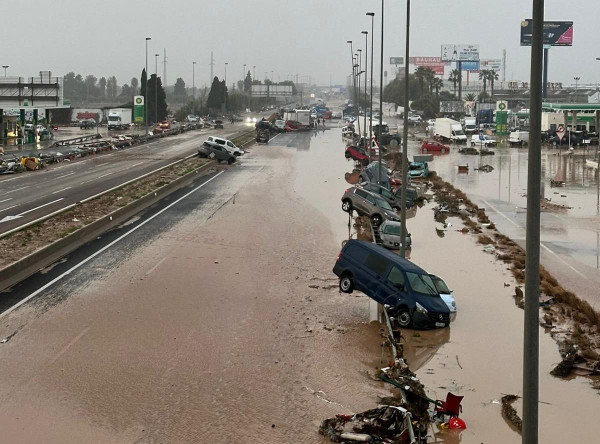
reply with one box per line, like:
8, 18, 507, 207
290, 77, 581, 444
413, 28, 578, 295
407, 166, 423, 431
53, 134, 102, 147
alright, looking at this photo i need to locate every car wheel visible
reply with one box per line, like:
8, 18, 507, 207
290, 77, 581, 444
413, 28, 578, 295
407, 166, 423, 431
342, 199, 353, 213
228, 157, 235, 165
397, 309, 412, 327
345, 152, 351, 159
422, 147, 427, 153
339, 274, 355, 293
359, 175, 365, 182
390, 138, 399, 147
440, 148, 446, 154
371, 214, 382, 226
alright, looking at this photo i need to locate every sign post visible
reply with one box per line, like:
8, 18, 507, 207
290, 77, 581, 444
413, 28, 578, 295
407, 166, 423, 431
133, 96, 145, 124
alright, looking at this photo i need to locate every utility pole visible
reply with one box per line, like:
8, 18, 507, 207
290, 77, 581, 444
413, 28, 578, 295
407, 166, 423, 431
209, 51, 215, 83
378, 0, 384, 187
522, 1, 544, 443
400, 0, 411, 258
367, 12, 375, 154
362, 30, 369, 139
155, 53, 159, 124
145, 37, 151, 130
502, 49, 507, 82
163, 48, 168, 88
192, 61, 196, 98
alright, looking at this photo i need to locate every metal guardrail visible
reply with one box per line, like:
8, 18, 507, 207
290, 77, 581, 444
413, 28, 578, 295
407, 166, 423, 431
53, 134, 102, 147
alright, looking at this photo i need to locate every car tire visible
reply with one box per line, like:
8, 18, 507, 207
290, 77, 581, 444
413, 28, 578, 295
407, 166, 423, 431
342, 199, 353, 213
440, 148, 446, 154
390, 138, 399, 147
397, 309, 412, 328
371, 214, 382, 226
359, 175, 365, 182
228, 157, 235, 165
422, 147, 427, 153
345, 152, 351, 159
339, 274, 355, 293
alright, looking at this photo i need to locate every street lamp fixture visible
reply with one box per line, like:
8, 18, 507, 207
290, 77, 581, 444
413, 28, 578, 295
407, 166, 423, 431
192, 61, 196, 99
367, 12, 375, 151
574, 76, 580, 90
362, 30, 368, 139
1, 65, 8, 77
155, 54, 160, 124
225, 62, 228, 112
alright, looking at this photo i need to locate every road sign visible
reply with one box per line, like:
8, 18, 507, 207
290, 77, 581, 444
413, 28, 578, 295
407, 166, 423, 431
479, 132, 485, 141
495, 111, 508, 135
390, 57, 404, 65
441, 44, 480, 61
556, 125, 566, 140
520, 20, 573, 46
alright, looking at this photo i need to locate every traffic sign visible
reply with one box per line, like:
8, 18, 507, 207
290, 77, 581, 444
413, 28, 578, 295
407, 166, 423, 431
556, 125, 566, 141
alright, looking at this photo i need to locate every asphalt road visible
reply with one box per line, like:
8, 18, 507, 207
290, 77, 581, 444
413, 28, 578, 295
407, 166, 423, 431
0, 124, 251, 236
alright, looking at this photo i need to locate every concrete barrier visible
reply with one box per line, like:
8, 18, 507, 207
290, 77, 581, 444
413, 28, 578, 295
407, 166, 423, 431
0, 160, 215, 293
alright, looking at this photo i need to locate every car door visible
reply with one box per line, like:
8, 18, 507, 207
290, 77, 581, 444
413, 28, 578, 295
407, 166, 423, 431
363, 193, 378, 216
357, 252, 390, 302
353, 188, 370, 214
378, 265, 408, 306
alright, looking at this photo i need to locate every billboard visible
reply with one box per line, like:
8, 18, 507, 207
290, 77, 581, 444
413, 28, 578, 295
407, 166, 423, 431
439, 101, 466, 114
480, 59, 502, 72
390, 57, 404, 65
133, 96, 144, 123
251, 85, 293, 97
409, 56, 445, 75
460, 61, 480, 71
441, 44, 480, 61
520, 20, 573, 46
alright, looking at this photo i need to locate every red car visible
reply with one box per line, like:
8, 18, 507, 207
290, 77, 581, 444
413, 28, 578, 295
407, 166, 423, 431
345, 146, 369, 165
421, 140, 450, 153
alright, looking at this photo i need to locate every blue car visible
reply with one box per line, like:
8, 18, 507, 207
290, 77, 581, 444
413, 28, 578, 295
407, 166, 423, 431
409, 161, 429, 178
333, 240, 450, 329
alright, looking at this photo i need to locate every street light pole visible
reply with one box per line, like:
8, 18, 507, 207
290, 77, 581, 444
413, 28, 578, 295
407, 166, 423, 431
155, 53, 159, 124
574, 76, 580, 90
145, 37, 151, 130
378, 0, 384, 187
1, 65, 8, 77
192, 61, 196, 99
367, 13, 375, 151
362, 30, 369, 140
224, 62, 228, 112
347, 41, 359, 128
253, 65, 256, 82
400, 0, 411, 258
522, 1, 544, 443
243, 63, 246, 87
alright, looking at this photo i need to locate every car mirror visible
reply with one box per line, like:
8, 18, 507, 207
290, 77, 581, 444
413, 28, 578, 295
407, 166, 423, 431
450, 289, 454, 293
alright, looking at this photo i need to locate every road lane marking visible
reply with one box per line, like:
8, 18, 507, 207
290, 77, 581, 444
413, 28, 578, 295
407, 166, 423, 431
52, 187, 72, 195
0, 171, 224, 320
0, 205, 18, 214
0, 198, 13, 204
6, 186, 29, 194
540, 243, 587, 280
96, 172, 114, 179
481, 199, 521, 228
49, 327, 91, 365
131, 162, 145, 167
56, 172, 75, 179
18, 198, 64, 216
0, 177, 20, 183
146, 256, 168, 275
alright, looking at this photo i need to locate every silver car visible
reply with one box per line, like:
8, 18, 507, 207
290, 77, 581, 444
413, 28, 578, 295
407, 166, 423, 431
379, 220, 412, 250
341, 187, 400, 226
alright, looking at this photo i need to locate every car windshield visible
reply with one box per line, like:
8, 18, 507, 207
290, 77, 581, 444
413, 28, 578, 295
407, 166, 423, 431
383, 224, 401, 235
430, 275, 451, 294
108, 116, 120, 121
409, 164, 423, 171
376, 198, 393, 211
406, 272, 439, 295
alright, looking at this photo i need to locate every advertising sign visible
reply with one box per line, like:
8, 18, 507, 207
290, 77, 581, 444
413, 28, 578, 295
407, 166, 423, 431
439, 101, 465, 114
480, 59, 502, 72
520, 20, 573, 46
251, 85, 293, 97
496, 111, 508, 135
133, 96, 144, 123
460, 61, 480, 71
409, 57, 445, 75
441, 44, 480, 61
390, 57, 404, 65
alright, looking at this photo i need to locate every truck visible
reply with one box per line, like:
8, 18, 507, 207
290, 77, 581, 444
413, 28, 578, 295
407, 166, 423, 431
107, 108, 132, 130
295, 110, 311, 127
462, 117, 477, 134
434, 118, 467, 143
371, 120, 401, 147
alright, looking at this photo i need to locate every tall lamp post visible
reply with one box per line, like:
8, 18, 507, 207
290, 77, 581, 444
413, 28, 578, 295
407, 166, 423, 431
155, 53, 159, 123
145, 37, 151, 129
377, 0, 384, 188
357, 49, 362, 136
192, 61, 196, 99
367, 12, 375, 149
362, 30, 369, 139
347, 41, 358, 127
243, 63, 246, 87
400, 0, 411, 258
253, 65, 256, 82
1, 65, 8, 77
224, 62, 228, 112
574, 76, 580, 90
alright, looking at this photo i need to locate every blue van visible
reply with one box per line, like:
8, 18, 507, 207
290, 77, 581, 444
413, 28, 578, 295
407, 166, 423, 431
333, 240, 450, 329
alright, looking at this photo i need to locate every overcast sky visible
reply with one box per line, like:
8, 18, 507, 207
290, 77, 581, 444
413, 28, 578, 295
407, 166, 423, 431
3, 0, 599, 89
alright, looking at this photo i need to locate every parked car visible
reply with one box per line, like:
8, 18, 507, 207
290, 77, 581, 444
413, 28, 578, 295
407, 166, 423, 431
430, 274, 457, 321
345, 146, 370, 165
407, 115, 422, 124
341, 187, 400, 226
80, 119, 96, 129
212, 119, 224, 129
360, 182, 405, 211
408, 161, 429, 178
421, 140, 450, 153
379, 220, 412, 250
471, 134, 497, 147
333, 240, 451, 328
509, 130, 529, 146
359, 166, 390, 190
197, 141, 236, 164
206, 136, 244, 156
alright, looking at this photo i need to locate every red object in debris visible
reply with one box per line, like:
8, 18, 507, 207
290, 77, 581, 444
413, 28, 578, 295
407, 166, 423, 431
448, 417, 466, 430
336, 414, 351, 421
421, 140, 450, 153
434, 392, 464, 418
344, 146, 369, 165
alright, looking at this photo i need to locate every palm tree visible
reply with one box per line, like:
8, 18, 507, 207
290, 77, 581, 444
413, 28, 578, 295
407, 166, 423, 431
414, 66, 427, 96
465, 93, 476, 101
448, 69, 461, 97
479, 69, 490, 94
489, 70, 499, 99
423, 67, 436, 94
431, 78, 444, 100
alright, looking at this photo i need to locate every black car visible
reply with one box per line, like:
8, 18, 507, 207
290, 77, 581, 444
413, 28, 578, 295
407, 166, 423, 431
198, 141, 236, 164
359, 182, 416, 210
213, 119, 224, 129
80, 119, 96, 129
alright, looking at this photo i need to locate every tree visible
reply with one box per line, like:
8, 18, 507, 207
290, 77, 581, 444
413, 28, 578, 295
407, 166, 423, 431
206, 76, 227, 111
244, 71, 252, 92
174, 77, 187, 101
431, 78, 443, 100
147, 74, 168, 123
98, 77, 107, 97
414, 66, 427, 96
85, 75, 98, 99
119, 84, 132, 99
479, 69, 490, 94
423, 67, 436, 94
131, 77, 139, 95
140, 69, 147, 102
489, 70, 499, 99
464, 93, 476, 101
448, 69, 461, 99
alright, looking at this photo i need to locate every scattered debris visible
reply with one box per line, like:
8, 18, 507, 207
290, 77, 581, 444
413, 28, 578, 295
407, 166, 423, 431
475, 164, 494, 172
501, 394, 522, 433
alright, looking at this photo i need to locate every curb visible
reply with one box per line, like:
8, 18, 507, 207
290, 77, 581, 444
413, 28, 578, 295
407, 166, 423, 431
0, 159, 215, 293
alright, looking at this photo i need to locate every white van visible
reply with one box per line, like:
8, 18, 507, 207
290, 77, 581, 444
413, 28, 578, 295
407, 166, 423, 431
509, 131, 529, 146
206, 136, 244, 156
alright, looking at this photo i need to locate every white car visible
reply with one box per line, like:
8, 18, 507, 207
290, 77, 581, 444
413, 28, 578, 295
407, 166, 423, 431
407, 115, 422, 124
471, 134, 497, 147
427, 119, 435, 126
430, 274, 457, 321
206, 136, 244, 156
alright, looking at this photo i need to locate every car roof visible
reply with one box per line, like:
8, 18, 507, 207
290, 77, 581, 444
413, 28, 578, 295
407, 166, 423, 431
344, 239, 426, 273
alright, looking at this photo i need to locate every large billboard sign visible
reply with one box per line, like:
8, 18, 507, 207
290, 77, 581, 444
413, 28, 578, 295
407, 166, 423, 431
409, 57, 445, 75
480, 59, 502, 72
460, 61, 480, 72
520, 20, 573, 46
441, 44, 479, 61
390, 57, 404, 65
251, 85, 293, 97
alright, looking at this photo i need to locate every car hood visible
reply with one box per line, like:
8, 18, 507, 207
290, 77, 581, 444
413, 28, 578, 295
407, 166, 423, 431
414, 293, 451, 313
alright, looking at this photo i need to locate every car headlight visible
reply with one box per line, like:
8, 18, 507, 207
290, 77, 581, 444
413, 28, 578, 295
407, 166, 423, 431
252, 117, 257, 123
415, 302, 428, 315
246, 117, 251, 123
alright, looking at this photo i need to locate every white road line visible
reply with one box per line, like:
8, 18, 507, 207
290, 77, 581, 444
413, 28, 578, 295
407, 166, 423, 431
481, 199, 521, 228
52, 187, 72, 195
56, 172, 75, 179
146, 256, 168, 275
96, 172, 114, 179
0, 198, 13, 204
0, 205, 18, 214
49, 327, 90, 365
0, 171, 224, 320
0, 177, 20, 183
130, 162, 145, 168
6, 186, 29, 194
18, 198, 64, 216
540, 243, 588, 279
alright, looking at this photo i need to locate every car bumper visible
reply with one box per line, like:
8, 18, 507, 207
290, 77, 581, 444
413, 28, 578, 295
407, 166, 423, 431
412, 310, 450, 329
